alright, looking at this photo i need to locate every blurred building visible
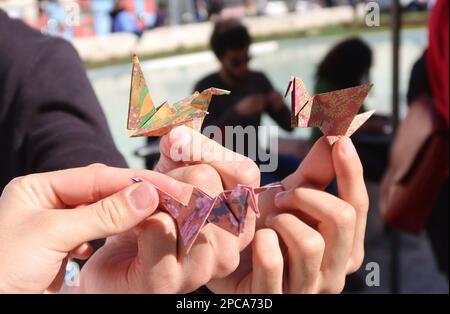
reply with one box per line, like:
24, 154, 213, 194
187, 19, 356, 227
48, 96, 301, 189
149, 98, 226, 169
0, 0, 431, 40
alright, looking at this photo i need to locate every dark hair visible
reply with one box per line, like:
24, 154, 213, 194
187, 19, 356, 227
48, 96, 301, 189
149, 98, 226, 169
210, 19, 251, 59
316, 38, 372, 89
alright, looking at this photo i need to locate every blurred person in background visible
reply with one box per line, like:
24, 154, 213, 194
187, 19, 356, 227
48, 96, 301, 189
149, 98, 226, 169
155, 0, 169, 26
194, 0, 210, 21
422, 0, 448, 277
39, 0, 74, 40
135, 0, 158, 29
111, 0, 144, 35
390, 0, 448, 277
206, 0, 224, 20
193, 19, 294, 183
0, 9, 127, 254
310, 37, 391, 182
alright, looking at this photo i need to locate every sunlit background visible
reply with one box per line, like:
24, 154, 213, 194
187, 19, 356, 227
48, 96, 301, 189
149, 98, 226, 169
1, 0, 446, 293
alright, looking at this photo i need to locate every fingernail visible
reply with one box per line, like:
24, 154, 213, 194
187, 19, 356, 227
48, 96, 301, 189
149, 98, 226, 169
340, 137, 356, 158
128, 182, 154, 211
170, 126, 192, 146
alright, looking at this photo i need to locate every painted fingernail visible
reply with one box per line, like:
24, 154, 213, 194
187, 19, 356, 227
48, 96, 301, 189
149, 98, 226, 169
340, 137, 357, 158
128, 182, 154, 211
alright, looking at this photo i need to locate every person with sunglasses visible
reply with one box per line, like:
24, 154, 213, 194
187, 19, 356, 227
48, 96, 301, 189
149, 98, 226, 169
193, 19, 293, 167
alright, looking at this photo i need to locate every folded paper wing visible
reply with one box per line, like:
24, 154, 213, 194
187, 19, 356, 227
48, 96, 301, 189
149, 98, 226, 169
132, 178, 283, 253
285, 76, 375, 144
127, 54, 230, 137
126, 55, 281, 253
162, 183, 282, 252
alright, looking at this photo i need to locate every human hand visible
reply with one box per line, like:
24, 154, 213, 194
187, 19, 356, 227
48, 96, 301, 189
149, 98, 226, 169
208, 137, 369, 293
0, 165, 180, 293
77, 127, 261, 293
156, 125, 261, 252
233, 94, 267, 116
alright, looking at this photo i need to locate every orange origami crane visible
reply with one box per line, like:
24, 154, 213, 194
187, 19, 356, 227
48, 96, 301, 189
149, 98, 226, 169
127, 54, 230, 137
126, 55, 287, 253
285, 77, 376, 144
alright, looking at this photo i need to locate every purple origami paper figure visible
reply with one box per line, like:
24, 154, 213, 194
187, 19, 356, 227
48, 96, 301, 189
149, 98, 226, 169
132, 178, 282, 252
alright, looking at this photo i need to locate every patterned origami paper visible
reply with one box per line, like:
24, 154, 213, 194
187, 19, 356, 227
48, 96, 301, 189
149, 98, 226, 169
127, 54, 230, 137
133, 178, 282, 252
285, 76, 376, 144
127, 55, 282, 252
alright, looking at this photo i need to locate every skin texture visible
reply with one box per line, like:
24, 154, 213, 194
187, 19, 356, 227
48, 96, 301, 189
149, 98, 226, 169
158, 127, 369, 294
0, 130, 259, 293
73, 132, 261, 293
0, 164, 177, 293
207, 136, 369, 293
0, 126, 368, 294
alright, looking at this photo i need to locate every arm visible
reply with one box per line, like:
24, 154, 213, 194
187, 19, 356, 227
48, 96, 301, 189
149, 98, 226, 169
18, 38, 127, 172
258, 74, 292, 132
266, 92, 293, 132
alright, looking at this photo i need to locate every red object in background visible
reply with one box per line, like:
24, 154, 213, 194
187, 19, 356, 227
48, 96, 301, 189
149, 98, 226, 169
73, 14, 95, 37
426, 0, 449, 128
144, 0, 156, 12
73, 0, 95, 38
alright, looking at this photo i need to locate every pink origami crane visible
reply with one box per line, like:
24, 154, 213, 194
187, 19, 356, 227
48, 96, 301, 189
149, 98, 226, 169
133, 178, 282, 252
285, 77, 376, 144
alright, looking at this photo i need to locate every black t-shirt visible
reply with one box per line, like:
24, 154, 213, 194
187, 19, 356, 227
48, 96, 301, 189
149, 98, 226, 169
195, 71, 291, 131
194, 71, 291, 164
0, 10, 127, 191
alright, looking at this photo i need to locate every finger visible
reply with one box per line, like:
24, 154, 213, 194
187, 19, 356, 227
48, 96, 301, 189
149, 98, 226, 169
274, 187, 355, 288
167, 164, 242, 279
157, 126, 260, 189
332, 137, 369, 273
266, 213, 323, 293
251, 229, 283, 294
69, 242, 93, 260
282, 136, 335, 190
13, 164, 182, 209
166, 164, 224, 196
257, 136, 335, 228
45, 181, 160, 251
135, 211, 181, 293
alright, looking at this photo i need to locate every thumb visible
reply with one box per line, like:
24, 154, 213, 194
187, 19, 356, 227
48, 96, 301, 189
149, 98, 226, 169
47, 181, 159, 251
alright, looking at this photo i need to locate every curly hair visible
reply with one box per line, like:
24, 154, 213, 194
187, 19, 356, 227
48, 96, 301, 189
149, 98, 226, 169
316, 37, 373, 89
210, 19, 251, 59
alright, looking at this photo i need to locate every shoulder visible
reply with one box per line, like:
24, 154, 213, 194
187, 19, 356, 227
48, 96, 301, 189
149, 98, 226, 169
250, 71, 273, 91
250, 71, 271, 84
194, 72, 221, 91
0, 11, 81, 76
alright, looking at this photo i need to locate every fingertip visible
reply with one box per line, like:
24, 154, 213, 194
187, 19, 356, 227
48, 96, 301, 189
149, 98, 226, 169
332, 137, 363, 177
334, 137, 357, 160
169, 126, 192, 147
127, 181, 159, 213
253, 229, 283, 278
